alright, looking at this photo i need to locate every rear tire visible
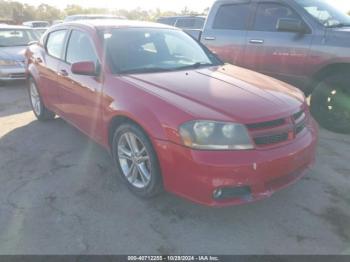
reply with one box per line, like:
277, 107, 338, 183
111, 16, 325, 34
28, 78, 55, 121
310, 72, 350, 134
112, 122, 163, 198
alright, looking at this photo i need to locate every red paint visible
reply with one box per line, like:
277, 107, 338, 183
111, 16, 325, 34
71, 61, 97, 76
26, 21, 318, 207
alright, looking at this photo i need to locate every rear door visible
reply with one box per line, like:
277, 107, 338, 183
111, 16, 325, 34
243, 1, 313, 85
57, 28, 103, 139
201, 0, 253, 66
38, 29, 68, 112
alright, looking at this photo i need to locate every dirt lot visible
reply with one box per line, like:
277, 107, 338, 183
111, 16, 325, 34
0, 82, 350, 255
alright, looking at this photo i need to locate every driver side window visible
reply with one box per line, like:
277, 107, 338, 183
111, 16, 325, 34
253, 3, 301, 32
66, 30, 98, 65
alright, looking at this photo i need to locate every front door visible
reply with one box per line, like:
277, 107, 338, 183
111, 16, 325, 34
201, 2, 253, 67
243, 2, 313, 85
57, 29, 103, 140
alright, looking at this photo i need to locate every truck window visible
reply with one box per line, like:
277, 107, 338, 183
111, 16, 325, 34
176, 18, 196, 29
157, 17, 177, 26
213, 4, 250, 30
253, 3, 300, 32
176, 18, 205, 29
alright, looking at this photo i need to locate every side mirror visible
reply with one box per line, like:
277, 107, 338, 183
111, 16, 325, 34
277, 18, 305, 33
71, 61, 98, 76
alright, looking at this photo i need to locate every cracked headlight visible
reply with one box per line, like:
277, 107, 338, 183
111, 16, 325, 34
179, 120, 254, 150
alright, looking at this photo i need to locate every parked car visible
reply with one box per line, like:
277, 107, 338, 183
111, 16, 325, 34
33, 27, 48, 38
0, 25, 38, 83
23, 21, 50, 28
157, 15, 206, 29
52, 20, 63, 25
26, 20, 318, 206
64, 14, 126, 22
187, 0, 350, 134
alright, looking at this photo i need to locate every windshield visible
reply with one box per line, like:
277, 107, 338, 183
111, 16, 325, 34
103, 28, 221, 74
0, 29, 38, 47
296, 0, 350, 27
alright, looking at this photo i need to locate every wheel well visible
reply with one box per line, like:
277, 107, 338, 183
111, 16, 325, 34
313, 63, 350, 82
108, 115, 143, 149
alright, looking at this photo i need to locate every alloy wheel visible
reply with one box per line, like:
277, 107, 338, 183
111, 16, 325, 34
30, 81, 41, 116
117, 132, 152, 189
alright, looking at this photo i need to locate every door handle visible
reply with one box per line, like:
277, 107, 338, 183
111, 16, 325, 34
249, 39, 264, 44
58, 69, 68, 77
35, 57, 42, 63
204, 36, 216, 41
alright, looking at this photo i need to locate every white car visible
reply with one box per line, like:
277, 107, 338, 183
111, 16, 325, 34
22, 21, 50, 28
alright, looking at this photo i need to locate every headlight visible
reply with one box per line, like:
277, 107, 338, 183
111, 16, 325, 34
179, 120, 254, 150
0, 60, 17, 66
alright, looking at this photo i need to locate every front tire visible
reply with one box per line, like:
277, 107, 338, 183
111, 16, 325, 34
310, 73, 350, 134
28, 78, 55, 121
112, 122, 163, 198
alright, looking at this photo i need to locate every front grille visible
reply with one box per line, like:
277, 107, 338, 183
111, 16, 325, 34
9, 73, 25, 79
293, 110, 305, 120
248, 109, 307, 147
254, 133, 289, 146
247, 118, 285, 130
296, 121, 306, 134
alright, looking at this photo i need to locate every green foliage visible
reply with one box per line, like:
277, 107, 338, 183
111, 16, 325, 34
0, 1, 208, 24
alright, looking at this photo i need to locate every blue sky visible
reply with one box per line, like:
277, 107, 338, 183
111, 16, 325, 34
17, 0, 350, 12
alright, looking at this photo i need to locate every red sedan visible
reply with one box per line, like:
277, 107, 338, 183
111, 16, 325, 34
26, 20, 318, 207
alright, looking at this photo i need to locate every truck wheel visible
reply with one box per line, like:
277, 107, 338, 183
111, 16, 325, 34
28, 78, 56, 121
310, 73, 350, 134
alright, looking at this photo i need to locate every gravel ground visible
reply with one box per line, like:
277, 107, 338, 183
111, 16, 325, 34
0, 82, 349, 255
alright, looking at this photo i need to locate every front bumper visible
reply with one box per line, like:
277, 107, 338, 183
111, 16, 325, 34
153, 118, 318, 207
0, 67, 26, 81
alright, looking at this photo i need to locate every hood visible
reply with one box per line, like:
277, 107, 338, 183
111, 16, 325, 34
330, 27, 350, 33
0, 46, 26, 62
123, 65, 305, 124
327, 27, 350, 47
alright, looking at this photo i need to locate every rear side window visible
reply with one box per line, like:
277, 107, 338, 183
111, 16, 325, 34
157, 18, 177, 26
66, 30, 98, 64
213, 4, 251, 30
176, 18, 205, 29
253, 3, 300, 31
46, 30, 67, 59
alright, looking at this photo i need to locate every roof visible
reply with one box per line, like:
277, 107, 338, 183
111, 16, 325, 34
158, 15, 206, 19
61, 19, 177, 30
67, 14, 117, 17
0, 24, 35, 30
23, 21, 49, 23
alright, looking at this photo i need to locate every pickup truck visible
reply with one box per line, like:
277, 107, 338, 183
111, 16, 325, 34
188, 0, 350, 133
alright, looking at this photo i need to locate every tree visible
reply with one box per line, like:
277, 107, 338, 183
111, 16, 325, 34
64, 5, 84, 16
37, 4, 62, 21
181, 6, 190, 15
0, 1, 203, 24
22, 4, 36, 21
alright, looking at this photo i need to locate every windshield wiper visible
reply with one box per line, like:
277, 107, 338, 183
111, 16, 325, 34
173, 62, 214, 71
118, 62, 214, 74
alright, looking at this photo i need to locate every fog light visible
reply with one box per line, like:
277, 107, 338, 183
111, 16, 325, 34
213, 189, 223, 199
